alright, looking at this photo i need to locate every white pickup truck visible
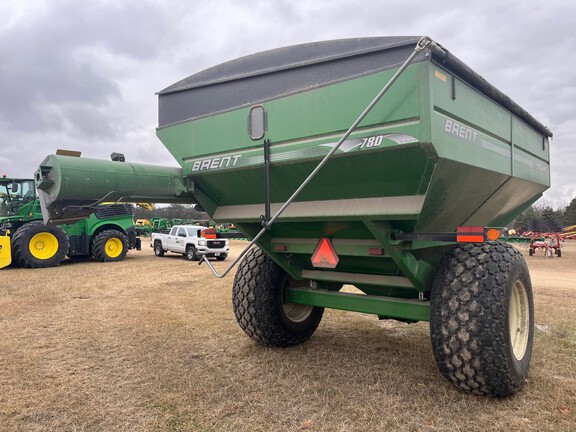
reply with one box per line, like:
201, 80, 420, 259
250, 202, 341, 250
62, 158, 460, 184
150, 225, 229, 261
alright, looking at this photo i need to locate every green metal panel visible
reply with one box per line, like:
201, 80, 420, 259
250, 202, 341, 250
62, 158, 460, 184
285, 287, 430, 322
196, 143, 431, 212
157, 64, 425, 162
60, 212, 133, 238
431, 65, 512, 142
512, 117, 549, 160
512, 116, 550, 185
432, 111, 512, 175
430, 67, 514, 176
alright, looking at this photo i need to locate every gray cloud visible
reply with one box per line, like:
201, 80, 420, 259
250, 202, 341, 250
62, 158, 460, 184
0, 0, 171, 136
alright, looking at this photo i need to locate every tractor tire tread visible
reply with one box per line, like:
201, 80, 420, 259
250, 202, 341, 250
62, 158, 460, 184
232, 247, 322, 347
92, 230, 128, 262
430, 241, 533, 397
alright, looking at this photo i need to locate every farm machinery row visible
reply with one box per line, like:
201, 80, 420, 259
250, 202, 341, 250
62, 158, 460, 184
32, 36, 552, 397
135, 217, 244, 238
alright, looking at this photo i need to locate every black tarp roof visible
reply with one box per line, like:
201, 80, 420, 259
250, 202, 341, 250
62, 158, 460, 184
159, 36, 422, 94
158, 36, 552, 138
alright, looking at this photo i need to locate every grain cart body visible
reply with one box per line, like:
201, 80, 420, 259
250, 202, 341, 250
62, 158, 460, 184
36, 37, 552, 396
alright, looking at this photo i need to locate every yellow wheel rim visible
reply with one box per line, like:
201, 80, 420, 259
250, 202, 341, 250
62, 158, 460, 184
29, 232, 59, 260
105, 237, 123, 258
509, 280, 530, 360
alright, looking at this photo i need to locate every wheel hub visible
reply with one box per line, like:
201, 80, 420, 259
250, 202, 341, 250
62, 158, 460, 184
283, 301, 314, 323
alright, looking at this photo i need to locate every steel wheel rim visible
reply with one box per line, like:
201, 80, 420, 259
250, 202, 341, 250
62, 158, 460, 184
105, 238, 123, 258
509, 279, 530, 360
282, 277, 314, 323
29, 232, 59, 259
283, 302, 314, 323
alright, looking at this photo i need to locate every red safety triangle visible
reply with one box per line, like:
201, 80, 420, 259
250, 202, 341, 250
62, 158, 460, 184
311, 238, 339, 269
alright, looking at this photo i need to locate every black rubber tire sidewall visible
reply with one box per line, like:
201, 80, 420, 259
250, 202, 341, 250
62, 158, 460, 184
186, 246, 197, 261
232, 247, 323, 347
430, 241, 534, 397
154, 241, 164, 257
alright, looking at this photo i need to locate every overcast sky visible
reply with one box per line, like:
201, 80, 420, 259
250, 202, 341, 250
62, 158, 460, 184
1, 0, 574, 208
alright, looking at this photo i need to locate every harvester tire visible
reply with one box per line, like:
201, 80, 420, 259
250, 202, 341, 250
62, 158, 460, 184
232, 247, 323, 347
430, 241, 533, 397
154, 241, 164, 257
185, 245, 198, 261
92, 230, 128, 262
12, 221, 68, 268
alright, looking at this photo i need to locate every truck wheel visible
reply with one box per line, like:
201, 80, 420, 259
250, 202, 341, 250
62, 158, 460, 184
185, 245, 198, 261
12, 221, 69, 268
91, 230, 128, 262
430, 241, 533, 397
232, 247, 323, 347
154, 241, 164, 257
557, 249, 562, 258
528, 248, 533, 256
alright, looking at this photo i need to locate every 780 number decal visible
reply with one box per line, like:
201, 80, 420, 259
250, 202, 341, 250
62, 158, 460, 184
322, 133, 417, 154
359, 135, 383, 149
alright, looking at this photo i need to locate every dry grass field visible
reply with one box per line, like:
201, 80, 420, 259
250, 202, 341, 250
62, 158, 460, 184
1, 239, 575, 431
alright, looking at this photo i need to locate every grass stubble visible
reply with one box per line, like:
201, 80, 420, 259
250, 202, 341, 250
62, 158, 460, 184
0, 240, 574, 431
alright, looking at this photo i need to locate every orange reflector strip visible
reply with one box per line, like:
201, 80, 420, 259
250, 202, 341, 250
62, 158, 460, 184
457, 226, 485, 243
486, 228, 500, 241
311, 238, 339, 269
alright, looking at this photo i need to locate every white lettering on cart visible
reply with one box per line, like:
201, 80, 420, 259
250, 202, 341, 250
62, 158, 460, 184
192, 155, 242, 171
444, 119, 478, 143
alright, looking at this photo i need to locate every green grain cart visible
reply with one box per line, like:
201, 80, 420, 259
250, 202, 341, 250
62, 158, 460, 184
34, 37, 551, 396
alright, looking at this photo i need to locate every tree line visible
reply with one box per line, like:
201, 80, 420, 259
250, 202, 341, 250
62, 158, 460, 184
512, 197, 576, 233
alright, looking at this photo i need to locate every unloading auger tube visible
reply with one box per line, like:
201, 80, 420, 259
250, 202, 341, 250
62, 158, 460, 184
199, 36, 445, 278
35, 154, 197, 225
